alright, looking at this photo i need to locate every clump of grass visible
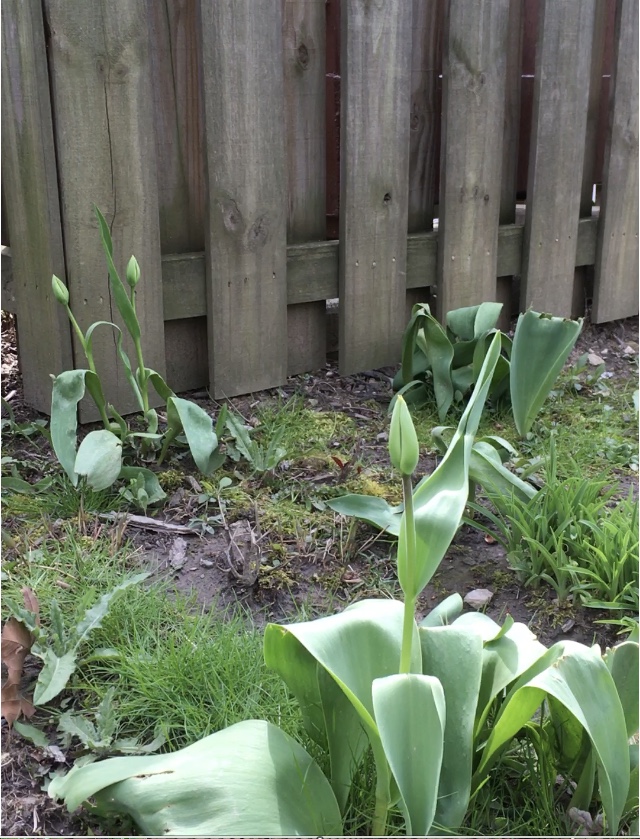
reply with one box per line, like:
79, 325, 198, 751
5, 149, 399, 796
82, 590, 303, 750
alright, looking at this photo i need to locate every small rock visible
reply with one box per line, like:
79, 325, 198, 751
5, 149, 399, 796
376, 431, 389, 442
561, 619, 575, 633
169, 537, 188, 571
308, 398, 318, 407
587, 353, 604, 367
200, 559, 215, 568
464, 589, 493, 609
623, 344, 638, 356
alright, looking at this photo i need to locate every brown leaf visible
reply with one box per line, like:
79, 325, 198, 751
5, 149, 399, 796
1, 617, 33, 679
1, 681, 36, 726
21, 587, 40, 623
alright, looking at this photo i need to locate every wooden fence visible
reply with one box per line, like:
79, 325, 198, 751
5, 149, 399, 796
1, 0, 638, 419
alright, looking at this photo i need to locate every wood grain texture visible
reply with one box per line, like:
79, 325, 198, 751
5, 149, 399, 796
199, 0, 288, 398
520, 0, 596, 315
338, 0, 412, 374
146, 0, 204, 253
592, 0, 639, 323
437, 0, 509, 318
1, 247, 15, 313
283, 0, 327, 375
1, 0, 73, 412
45, 0, 166, 419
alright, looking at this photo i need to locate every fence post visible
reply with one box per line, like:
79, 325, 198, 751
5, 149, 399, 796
592, 0, 639, 323
1, 0, 73, 413
45, 0, 166, 420
437, 0, 509, 318
199, 0, 288, 398
283, 0, 327, 375
520, 0, 596, 316
339, 0, 412, 374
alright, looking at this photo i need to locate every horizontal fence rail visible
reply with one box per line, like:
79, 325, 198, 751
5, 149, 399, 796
1, 0, 637, 418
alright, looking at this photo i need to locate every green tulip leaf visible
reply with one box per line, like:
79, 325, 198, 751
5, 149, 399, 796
326, 495, 403, 536
419, 626, 483, 830
166, 397, 221, 476
51, 369, 103, 485
49, 719, 342, 836
419, 593, 464, 627
510, 310, 582, 436
446, 302, 502, 341
372, 674, 445, 836
94, 207, 141, 343
119, 466, 166, 506
74, 430, 123, 491
605, 640, 639, 737
475, 640, 629, 834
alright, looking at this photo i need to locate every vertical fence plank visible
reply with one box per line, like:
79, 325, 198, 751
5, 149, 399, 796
283, 0, 327, 375
146, 0, 204, 254
46, 0, 166, 419
200, 0, 288, 397
592, 0, 638, 323
1, 0, 73, 412
520, 0, 596, 315
406, 0, 443, 320
437, 0, 509, 317
339, 1, 412, 373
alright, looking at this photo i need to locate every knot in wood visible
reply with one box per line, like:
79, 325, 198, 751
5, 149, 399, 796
296, 43, 310, 69
219, 198, 243, 234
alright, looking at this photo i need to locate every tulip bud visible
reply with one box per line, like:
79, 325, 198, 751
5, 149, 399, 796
51, 274, 70, 306
389, 395, 419, 475
126, 255, 140, 289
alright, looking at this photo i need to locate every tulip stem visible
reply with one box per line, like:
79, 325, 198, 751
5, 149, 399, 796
399, 473, 417, 674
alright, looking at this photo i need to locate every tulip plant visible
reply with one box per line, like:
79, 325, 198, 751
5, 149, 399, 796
50, 207, 225, 505
49, 334, 638, 836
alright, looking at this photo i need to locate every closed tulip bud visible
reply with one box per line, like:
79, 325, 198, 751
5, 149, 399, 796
389, 395, 419, 475
126, 255, 140, 289
51, 274, 70, 306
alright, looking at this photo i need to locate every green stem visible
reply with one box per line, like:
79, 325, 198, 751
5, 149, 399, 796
65, 306, 110, 428
399, 473, 417, 674
372, 792, 389, 836
130, 291, 150, 417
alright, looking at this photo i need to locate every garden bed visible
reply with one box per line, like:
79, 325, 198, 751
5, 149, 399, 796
1, 311, 638, 836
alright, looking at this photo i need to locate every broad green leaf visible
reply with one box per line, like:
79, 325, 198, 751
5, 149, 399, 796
94, 207, 141, 343
33, 649, 77, 705
372, 674, 445, 836
225, 411, 256, 463
49, 719, 342, 836
476, 641, 629, 833
605, 641, 639, 737
51, 370, 102, 485
326, 495, 403, 536
119, 467, 166, 506
447, 302, 502, 341
419, 593, 463, 627
74, 430, 122, 491
422, 314, 455, 421
146, 369, 175, 402
510, 310, 582, 436
452, 612, 546, 730
74, 573, 149, 647
398, 334, 502, 598
265, 599, 420, 812
419, 626, 483, 830
470, 441, 537, 504
168, 397, 221, 475
1, 475, 52, 494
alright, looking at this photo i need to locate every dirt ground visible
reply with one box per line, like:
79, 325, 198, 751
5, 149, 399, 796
1, 309, 638, 836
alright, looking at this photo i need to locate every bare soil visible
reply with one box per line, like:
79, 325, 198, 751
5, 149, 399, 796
1, 310, 638, 836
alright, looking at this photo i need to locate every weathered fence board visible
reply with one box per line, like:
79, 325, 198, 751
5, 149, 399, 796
437, 0, 509, 317
283, 0, 327, 375
147, 0, 204, 254
592, 0, 639, 323
199, 0, 288, 398
338, 0, 412, 373
45, 0, 166, 419
1, 0, 73, 412
520, 0, 596, 315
